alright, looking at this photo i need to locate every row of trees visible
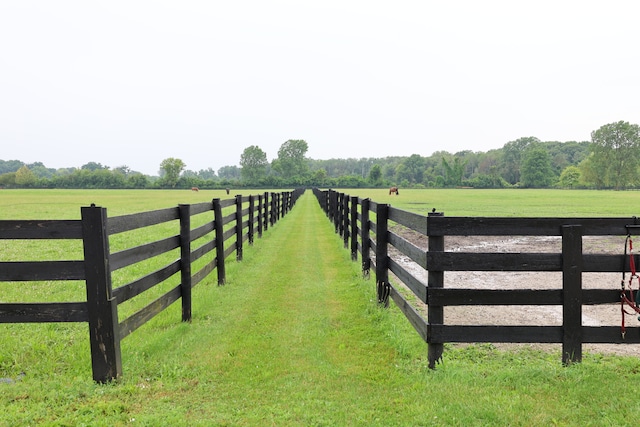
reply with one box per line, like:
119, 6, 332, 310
2, 121, 639, 190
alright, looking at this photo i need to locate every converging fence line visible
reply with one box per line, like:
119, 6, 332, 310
0, 189, 304, 382
313, 188, 640, 368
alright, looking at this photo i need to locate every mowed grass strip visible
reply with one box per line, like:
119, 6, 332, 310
164, 193, 413, 425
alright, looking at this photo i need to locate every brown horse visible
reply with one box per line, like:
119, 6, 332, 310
191, 187, 199, 192
389, 186, 399, 195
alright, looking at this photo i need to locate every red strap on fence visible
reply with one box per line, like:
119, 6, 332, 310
621, 235, 640, 338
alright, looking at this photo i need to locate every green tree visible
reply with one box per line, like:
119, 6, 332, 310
520, 146, 554, 188
159, 158, 186, 188
27, 162, 55, 179
441, 156, 468, 186
218, 165, 240, 180
558, 166, 581, 188
273, 139, 309, 179
0, 172, 16, 187
15, 165, 36, 187
501, 137, 540, 184
310, 168, 328, 186
394, 164, 409, 185
578, 154, 603, 188
0, 160, 23, 174
368, 164, 383, 186
399, 154, 425, 184
588, 121, 640, 189
240, 145, 268, 184
198, 168, 217, 180
81, 162, 108, 171
113, 165, 131, 176
127, 173, 149, 189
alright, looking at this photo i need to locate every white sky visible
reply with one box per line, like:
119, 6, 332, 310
1, 1, 639, 176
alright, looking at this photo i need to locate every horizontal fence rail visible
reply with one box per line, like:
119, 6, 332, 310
313, 188, 640, 368
0, 189, 304, 382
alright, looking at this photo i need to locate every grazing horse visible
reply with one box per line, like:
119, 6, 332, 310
191, 187, 199, 192
389, 186, 399, 195
226, 188, 230, 195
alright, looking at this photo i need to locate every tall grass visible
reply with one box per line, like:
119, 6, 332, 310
2, 189, 640, 425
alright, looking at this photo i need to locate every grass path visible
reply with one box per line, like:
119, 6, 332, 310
172, 192, 421, 425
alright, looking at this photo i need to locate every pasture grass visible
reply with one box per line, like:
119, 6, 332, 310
339, 188, 640, 217
2, 189, 640, 425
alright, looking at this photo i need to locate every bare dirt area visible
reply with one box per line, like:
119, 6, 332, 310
389, 226, 640, 357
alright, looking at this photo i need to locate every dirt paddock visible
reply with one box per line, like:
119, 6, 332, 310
390, 226, 640, 357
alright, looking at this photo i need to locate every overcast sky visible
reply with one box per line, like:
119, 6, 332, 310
1, 1, 639, 176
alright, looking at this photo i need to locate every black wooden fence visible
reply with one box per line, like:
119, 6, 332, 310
314, 188, 640, 368
0, 189, 303, 382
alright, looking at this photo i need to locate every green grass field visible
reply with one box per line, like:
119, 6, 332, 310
2, 189, 640, 426
333, 188, 640, 217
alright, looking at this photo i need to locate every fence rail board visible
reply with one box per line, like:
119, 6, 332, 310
0, 220, 83, 239
109, 236, 181, 271
0, 302, 88, 323
388, 207, 427, 235
427, 216, 637, 236
119, 285, 182, 340
388, 230, 425, 268
388, 258, 426, 302
112, 261, 181, 304
192, 222, 214, 241
108, 207, 180, 234
0, 261, 85, 281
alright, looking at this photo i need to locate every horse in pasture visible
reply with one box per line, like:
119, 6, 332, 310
389, 186, 399, 195
226, 188, 230, 195
191, 187, 199, 192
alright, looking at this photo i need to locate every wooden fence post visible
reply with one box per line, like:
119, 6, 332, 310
256, 194, 263, 239
235, 195, 243, 261
336, 193, 343, 236
375, 203, 390, 307
342, 193, 350, 248
270, 193, 276, 226
427, 211, 444, 369
282, 192, 286, 217
248, 195, 254, 245
263, 192, 269, 231
361, 198, 371, 277
350, 196, 358, 261
212, 198, 226, 285
178, 204, 192, 322
323, 190, 329, 215
331, 190, 340, 233
81, 204, 122, 383
562, 224, 583, 365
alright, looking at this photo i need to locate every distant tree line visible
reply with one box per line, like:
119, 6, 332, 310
2, 121, 640, 190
